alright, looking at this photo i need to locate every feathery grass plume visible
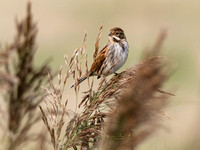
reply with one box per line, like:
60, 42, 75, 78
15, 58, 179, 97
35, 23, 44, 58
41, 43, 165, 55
40, 25, 108, 150
40, 31, 89, 150
94, 23, 103, 60
100, 57, 170, 150
0, 2, 50, 150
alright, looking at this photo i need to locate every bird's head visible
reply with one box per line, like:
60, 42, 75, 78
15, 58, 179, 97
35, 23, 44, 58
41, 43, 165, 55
108, 27, 126, 42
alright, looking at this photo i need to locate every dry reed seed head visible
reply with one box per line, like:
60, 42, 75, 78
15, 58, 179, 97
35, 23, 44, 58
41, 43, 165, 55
68, 49, 77, 69
79, 93, 90, 108
42, 87, 58, 103
100, 57, 171, 150
39, 106, 52, 136
63, 71, 70, 85
44, 98, 51, 116
85, 54, 89, 75
63, 55, 72, 84
0, 2, 52, 150
58, 66, 63, 85
76, 62, 82, 79
48, 70, 57, 94
81, 32, 87, 55
74, 48, 79, 58
94, 24, 104, 60
64, 54, 69, 66
56, 112, 65, 139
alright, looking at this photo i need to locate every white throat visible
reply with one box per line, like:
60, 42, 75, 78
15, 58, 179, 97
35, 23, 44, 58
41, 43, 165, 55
113, 36, 121, 41
109, 36, 121, 42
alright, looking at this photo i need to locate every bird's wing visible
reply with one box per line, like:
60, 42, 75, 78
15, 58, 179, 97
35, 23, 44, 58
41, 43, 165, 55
89, 45, 108, 75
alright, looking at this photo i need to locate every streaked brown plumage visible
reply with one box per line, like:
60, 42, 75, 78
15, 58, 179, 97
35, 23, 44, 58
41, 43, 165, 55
70, 27, 129, 88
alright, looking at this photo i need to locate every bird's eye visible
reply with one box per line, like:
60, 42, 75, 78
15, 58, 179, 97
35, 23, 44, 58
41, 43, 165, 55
116, 32, 119, 35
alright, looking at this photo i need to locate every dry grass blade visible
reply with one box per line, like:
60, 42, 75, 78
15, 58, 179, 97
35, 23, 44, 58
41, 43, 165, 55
93, 24, 103, 60
81, 33, 87, 56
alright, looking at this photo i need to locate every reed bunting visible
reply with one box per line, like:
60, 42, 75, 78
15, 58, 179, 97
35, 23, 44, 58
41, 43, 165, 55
70, 27, 129, 88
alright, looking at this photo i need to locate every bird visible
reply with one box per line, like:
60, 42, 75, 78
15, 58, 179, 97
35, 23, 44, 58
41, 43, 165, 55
70, 27, 129, 88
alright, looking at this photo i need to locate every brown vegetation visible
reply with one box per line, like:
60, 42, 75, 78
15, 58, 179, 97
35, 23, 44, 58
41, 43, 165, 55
40, 22, 173, 150
0, 3, 50, 150
0, 2, 175, 150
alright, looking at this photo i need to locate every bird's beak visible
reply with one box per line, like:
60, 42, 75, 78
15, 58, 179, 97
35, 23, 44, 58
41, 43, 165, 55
108, 32, 112, 36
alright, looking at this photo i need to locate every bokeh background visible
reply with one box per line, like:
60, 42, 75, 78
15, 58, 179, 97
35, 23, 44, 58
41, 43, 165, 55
0, 0, 199, 149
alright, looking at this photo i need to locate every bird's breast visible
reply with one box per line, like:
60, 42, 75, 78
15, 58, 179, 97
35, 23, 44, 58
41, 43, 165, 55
102, 41, 129, 75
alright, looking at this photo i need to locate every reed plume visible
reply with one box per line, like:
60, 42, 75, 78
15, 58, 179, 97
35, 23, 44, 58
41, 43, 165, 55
0, 3, 50, 150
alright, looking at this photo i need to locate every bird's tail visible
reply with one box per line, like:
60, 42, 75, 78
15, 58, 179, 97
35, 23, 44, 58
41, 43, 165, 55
69, 76, 87, 88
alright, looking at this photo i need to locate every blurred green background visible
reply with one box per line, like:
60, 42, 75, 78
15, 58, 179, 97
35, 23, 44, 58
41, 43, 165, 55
0, 0, 199, 149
